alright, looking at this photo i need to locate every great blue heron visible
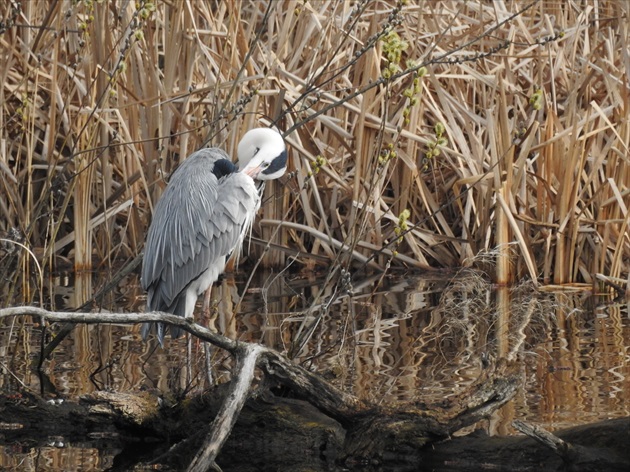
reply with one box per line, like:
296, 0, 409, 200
141, 128, 287, 345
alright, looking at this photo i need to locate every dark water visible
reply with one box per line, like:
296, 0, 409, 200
1, 269, 629, 470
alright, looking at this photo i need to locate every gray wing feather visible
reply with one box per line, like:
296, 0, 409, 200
142, 148, 259, 315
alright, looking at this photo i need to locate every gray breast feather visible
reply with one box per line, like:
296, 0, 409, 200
141, 150, 259, 312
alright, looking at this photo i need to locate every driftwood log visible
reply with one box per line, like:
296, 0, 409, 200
2, 390, 628, 471
2, 307, 626, 471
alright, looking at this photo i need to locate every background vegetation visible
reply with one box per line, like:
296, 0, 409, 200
1, 0, 629, 304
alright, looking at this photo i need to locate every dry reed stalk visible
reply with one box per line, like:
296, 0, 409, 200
0, 0, 628, 305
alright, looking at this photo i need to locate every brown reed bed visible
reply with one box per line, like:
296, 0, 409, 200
1, 0, 628, 303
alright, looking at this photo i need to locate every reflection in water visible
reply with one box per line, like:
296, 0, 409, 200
1, 269, 629, 469
0, 445, 113, 471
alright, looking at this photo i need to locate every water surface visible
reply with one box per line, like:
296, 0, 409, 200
1, 269, 628, 469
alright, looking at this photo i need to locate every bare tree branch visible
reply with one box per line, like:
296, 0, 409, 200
188, 344, 263, 472
1, 305, 520, 467
0, 306, 237, 352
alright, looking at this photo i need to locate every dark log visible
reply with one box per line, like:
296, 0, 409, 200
1, 391, 628, 471
341, 375, 519, 460
425, 417, 630, 472
0, 306, 522, 470
512, 419, 630, 472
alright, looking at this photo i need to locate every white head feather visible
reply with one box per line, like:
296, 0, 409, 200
237, 128, 287, 180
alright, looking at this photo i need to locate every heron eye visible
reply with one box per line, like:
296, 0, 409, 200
262, 162, 270, 168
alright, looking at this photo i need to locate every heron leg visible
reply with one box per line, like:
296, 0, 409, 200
204, 343, 214, 386
202, 285, 213, 316
186, 332, 192, 387
202, 286, 215, 386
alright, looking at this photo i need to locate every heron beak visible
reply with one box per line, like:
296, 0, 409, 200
243, 165, 262, 179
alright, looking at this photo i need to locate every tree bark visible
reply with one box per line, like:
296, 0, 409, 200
0, 306, 526, 470
2, 391, 628, 471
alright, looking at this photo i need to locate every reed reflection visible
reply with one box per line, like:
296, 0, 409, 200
0, 270, 627, 437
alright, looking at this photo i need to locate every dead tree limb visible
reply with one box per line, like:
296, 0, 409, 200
0, 306, 521, 467
259, 348, 365, 421
188, 344, 263, 472
0, 306, 238, 352
513, 419, 630, 471
513, 420, 572, 458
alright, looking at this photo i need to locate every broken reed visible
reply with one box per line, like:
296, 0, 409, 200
1, 0, 628, 301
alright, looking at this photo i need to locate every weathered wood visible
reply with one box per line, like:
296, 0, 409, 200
0, 306, 521, 468
341, 374, 520, 460
2, 392, 628, 471
258, 347, 365, 423
513, 419, 630, 472
514, 419, 572, 458
0, 307, 240, 353
82, 390, 161, 425
188, 344, 263, 472
426, 418, 630, 472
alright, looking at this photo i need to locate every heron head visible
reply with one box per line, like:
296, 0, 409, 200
238, 128, 287, 180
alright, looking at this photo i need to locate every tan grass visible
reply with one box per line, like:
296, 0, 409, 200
1, 0, 629, 298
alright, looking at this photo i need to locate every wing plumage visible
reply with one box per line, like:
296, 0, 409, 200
141, 148, 260, 341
